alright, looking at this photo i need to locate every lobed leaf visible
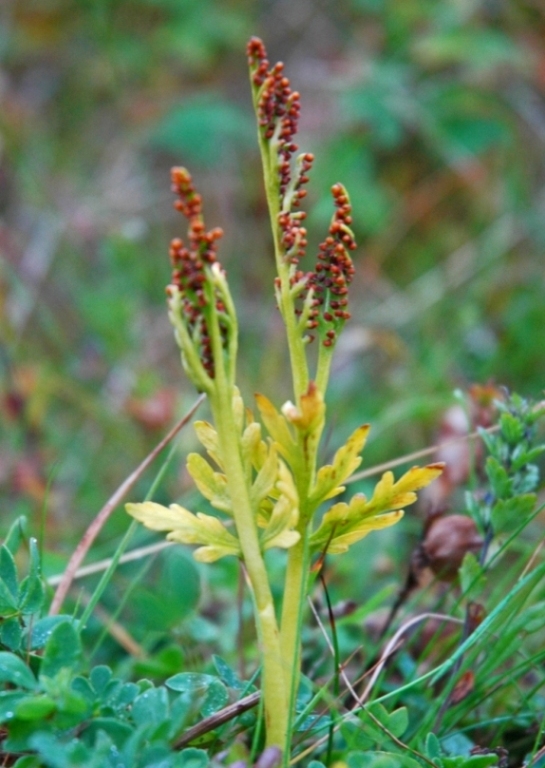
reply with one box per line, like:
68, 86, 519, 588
260, 462, 300, 551
255, 393, 299, 466
312, 507, 403, 555
388, 462, 445, 494
126, 502, 240, 562
369, 463, 444, 513
186, 453, 232, 515
310, 463, 442, 555
250, 443, 279, 510
485, 456, 513, 498
193, 420, 224, 469
491, 493, 536, 534
310, 424, 370, 505
241, 420, 267, 470
280, 381, 325, 435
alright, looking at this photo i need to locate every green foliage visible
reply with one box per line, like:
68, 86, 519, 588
131, 549, 201, 630
2, 3, 545, 765
474, 395, 545, 538
151, 96, 255, 167
165, 673, 228, 718
341, 703, 409, 751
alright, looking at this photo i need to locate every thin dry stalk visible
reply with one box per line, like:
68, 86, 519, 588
290, 611, 463, 765
49, 394, 205, 615
357, 611, 464, 705
173, 691, 261, 749
47, 540, 173, 586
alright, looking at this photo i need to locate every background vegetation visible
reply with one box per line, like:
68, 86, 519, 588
1, 1, 545, 765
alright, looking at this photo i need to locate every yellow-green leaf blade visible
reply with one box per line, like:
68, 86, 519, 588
186, 453, 232, 515
255, 393, 298, 465
126, 502, 240, 562
326, 510, 404, 554
250, 443, 279, 510
310, 424, 370, 505
260, 462, 300, 551
194, 420, 224, 469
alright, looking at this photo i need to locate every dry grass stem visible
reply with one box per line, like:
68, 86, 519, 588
173, 691, 261, 749
49, 394, 205, 614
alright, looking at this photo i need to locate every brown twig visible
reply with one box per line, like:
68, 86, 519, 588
173, 691, 261, 749
49, 394, 205, 615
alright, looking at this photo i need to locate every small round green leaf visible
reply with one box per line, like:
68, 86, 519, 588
40, 621, 81, 679
177, 748, 210, 768
15, 694, 57, 720
0, 652, 37, 690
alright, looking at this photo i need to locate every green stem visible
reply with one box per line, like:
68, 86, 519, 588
212, 389, 289, 748
316, 344, 334, 396
280, 529, 311, 707
250, 77, 324, 752
206, 298, 289, 749
279, 440, 319, 755
253, 119, 309, 399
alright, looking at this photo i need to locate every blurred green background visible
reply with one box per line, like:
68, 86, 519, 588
1, 0, 544, 628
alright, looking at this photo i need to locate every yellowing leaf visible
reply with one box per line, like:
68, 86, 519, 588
256, 497, 274, 527
310, 424, 370, 505
309, 493, 403, 555
186, 453, 232, 515
389, 491, 418, 508
309, 462, 443, 556
368, 463, 444, 514
276, 460, 298, 509
194, 421, 224, 469
250, 443, 279, 509
325, 511, 403, 554
260, 463, 300, 551
232, 386, 245, 435
241, 421, 267, 470
260, 495, 300, 550
169, 513, 241, 563
126, 501, 240, 562
392, 463, 445, 494
126, 501, 187, 532
281, 382, 325, 435
371, 470, 395, 508
245, 406, 255, 425
255, 393, 298, 465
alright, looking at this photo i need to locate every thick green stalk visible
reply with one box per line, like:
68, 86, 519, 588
279, 528, 309, 671
206, 298, 289, 749
316, 344, 334, 397
279, 436, 320, 762
212, 391, 289, 747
